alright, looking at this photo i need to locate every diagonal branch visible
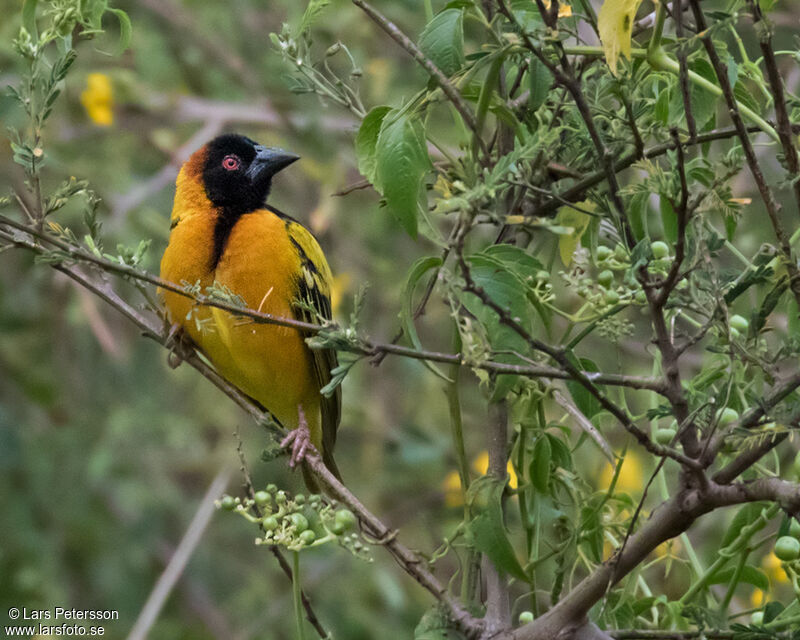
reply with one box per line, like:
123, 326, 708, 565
0, 223, 485, 640
748, 0, 800, 221
453, 226, 702, 470
351, 0, 486, 153
0, 214, 665, 393
686, 0, 800, 310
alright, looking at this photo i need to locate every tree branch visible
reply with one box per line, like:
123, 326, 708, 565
0, 215, 665, 392
351, 0, 486, 152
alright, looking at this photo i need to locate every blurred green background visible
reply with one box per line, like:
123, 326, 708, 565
1, 0, 799, 637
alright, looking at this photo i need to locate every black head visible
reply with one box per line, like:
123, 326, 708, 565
201, 134, 300, 214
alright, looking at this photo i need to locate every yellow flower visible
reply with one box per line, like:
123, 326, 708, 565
654, 537, 681, 558
541, 0, 573, 17
442, 451, 519, 508
599, 451, 644, 494
751, 588, 766, 608
472, 450, 519, 489
442, 470, 463, 508
80, 73, 114, 126
763, 551, 790, 584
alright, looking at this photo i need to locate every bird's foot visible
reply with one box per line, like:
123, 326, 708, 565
280, 405, 318, 469
165, 323, 194, 369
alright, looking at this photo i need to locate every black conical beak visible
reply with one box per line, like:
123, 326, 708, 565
247, 146, 300, 183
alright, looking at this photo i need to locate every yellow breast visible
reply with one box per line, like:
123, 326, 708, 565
210, 212, 319, 432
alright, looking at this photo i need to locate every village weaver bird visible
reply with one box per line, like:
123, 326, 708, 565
159, 134, 341, 486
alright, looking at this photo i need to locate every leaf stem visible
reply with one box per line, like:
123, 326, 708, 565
560, 45, 780, 141
647, 0, 667, 56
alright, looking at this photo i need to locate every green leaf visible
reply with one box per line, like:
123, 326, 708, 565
555, 202, 595, 265
788, 298, 800, 336
708, 566, 769, 591
530, 435, 551, 493
654, 86, 670, 124
669, 58, 718, 129
478, 245, 548, 327
401, 257, 450, 382
466, 476, 528, 582
579, 498, 605, 562
355, 106, 392, 184
598, 0, 644, 74
721, 504, 765, 549
298, 0, 331, 34
414, 605, 467, 639
659, 194, 677, 244
628, 191, 648, 241
733, 80, 760, 115
23, 0, 38, 40
547, 433, 573, 471
764, 601, 784, 623
566, 356, 602, 419
81, 0, 109, 30
375, 111, 432, 238
528, 57, 553, 111
419, 9, 465, 77
108, 8, 132, 56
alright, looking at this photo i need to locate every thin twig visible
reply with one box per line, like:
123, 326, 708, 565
0, 216, 665, 392
748, 0, 800, 221
127, 469, 232, 640
686, 0, 800, 309
351, 0, 486, 153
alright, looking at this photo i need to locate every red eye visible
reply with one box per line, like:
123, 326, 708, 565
222, 155, 240, 171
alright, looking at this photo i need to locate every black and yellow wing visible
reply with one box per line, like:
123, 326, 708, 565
281, 212, 342, 479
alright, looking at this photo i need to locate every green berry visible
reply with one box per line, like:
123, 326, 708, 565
730, 314, 749, 332
275, 491, 287, 504
577, 287, 588, 298
598, 270, 614, 288
651, 241, 669, 259
635, 290, 647, 304
266, 484, 278, 494
604, 290, 620, 305
220, 496, 236, 511
334, 509, 357, 531
535, 270, 550, 282
750, 611, 764, 626
654, 428, 677, 445
254, 491, 271, 506
294, 494, 306, 506
518, 611, 534, 624
717, 408, 739, 426
299, 530, 316, 545
775, 535, 800, 561
614, 244, 627, 260
789, 519, 800, 539
263, 516, 279, 531
290, 513, 309, 532
597, 246, 612, 261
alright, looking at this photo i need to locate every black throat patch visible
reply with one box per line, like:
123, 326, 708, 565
210, 206, 248, 272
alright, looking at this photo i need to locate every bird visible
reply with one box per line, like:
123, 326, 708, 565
159, 133, 341, 487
